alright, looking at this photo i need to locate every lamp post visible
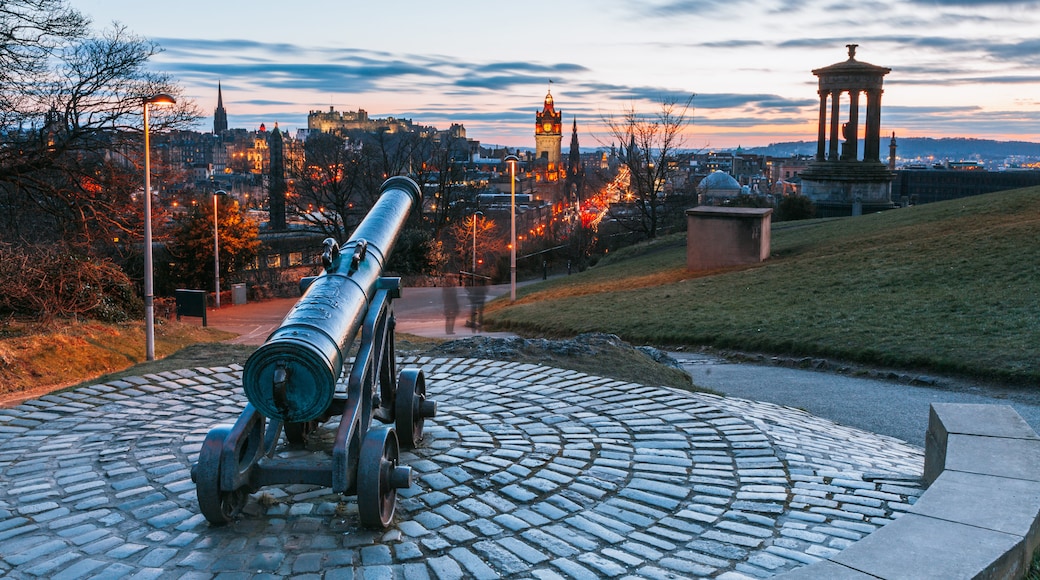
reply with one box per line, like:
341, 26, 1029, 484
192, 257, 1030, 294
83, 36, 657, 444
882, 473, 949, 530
142, 93, 176, 361
503, 154, 520, 302
213, 190, 227, 308
471, 210, 483, 277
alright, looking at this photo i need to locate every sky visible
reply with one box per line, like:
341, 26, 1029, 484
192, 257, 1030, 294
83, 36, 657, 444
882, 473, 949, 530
72, 0, 1040, 150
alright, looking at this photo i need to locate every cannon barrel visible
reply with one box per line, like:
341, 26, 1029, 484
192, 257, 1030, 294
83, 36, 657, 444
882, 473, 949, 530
242, 176, 422, 422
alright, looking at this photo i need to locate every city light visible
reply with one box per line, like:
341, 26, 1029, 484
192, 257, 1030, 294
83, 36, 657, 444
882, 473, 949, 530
142, 93, 176, 362
213, 190, 227, 308
504, 154, 519, 302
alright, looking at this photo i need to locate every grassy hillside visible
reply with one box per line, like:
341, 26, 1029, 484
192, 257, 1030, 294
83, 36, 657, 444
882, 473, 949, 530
486, 187, 1040, 384
0, 319, 237, 404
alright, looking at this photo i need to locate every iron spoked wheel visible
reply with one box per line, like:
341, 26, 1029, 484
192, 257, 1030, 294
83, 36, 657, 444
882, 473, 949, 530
195, 426, 246, 525
357, 427, 408, 529
283, 420, 319, 445
396, 369, 433, 449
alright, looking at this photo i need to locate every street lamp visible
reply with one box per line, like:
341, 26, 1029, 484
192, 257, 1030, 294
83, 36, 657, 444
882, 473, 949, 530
142, 93, 176, 361
213, 190, 228, 308
471, 210, 483, 276
503, 154, 520, 302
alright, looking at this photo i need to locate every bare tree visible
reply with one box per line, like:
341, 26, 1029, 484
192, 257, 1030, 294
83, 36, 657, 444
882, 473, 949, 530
424, 133, 477, 237
601, 96, 695, 239
287, 131, 370, 242
0, 0, 86, 128
0, 6, 200, 253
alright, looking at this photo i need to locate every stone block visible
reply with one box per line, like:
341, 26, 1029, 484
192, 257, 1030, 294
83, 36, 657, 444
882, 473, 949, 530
930, 403, 1038, 440
913, 470, 1040, 572
924, 403, 1037, 485
685, 206, 772, 271
943, 433, 1040, 481
830, 513, 1024, 580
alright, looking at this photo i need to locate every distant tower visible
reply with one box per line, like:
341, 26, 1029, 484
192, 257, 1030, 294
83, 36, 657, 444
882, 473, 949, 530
799, 44, 895, 217
213, 81, 228, 135
534, 88, 562, 165
268, 123, 286, 231
566, 117, 585, 200
889, 132, 897, 171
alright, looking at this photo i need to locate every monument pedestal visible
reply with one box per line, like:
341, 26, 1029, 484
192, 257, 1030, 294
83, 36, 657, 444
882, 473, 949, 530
800, 160, 895, 217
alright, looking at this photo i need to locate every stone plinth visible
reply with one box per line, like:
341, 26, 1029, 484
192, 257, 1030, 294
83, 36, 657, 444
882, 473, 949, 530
800, 160, 895, 216
685, 206, 772, 271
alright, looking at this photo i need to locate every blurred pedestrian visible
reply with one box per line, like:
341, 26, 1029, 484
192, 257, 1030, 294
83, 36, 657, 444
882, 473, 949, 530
467, 282, 487, 332
442, 277, 459, 335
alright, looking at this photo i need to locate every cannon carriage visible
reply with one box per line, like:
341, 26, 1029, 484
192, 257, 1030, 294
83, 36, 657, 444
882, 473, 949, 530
190, 176, 437, 528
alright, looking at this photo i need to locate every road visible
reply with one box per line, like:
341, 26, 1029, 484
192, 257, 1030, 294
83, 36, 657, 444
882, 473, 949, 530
207, 286, 1040, 446
671, 351, 1040, 446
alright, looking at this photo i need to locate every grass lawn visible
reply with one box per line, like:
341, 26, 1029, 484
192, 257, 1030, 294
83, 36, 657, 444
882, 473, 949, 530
485, 187, 1040, 385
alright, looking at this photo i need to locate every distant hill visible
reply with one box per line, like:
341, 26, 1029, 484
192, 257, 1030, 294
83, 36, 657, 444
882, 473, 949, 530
741, 138, 1040, 162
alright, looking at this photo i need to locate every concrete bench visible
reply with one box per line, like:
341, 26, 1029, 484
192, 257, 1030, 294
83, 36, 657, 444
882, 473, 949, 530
776, 403, 1040, 579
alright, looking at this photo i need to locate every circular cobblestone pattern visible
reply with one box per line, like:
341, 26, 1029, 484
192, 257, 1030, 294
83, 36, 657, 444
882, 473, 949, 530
0, 356, 924, 579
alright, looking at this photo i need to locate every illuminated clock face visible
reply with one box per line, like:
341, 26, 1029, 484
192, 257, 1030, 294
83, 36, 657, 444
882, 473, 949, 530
543, 122, 552, 132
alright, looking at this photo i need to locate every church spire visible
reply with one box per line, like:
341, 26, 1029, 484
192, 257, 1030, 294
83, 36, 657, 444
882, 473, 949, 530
213, 81, 228, 135
566, 117, 585, 201
568, 117, 581, 174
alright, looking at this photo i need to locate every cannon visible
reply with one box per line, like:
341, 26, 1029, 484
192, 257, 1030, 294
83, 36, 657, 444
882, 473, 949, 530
191, 176, 437, 528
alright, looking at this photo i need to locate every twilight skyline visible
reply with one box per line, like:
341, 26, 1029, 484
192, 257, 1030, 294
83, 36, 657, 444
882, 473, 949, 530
72, 0, 1040, 150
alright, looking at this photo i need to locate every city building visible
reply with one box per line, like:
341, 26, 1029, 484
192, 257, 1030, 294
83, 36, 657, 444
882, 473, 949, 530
213, 81, 228, 135
307, 107, 416, 135
534, 89, 562, 167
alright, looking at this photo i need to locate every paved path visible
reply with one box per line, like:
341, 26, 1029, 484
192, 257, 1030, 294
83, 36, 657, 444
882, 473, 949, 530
0, 356, 923, 579
672, 352, 1040, 446
207, 284, 520, 345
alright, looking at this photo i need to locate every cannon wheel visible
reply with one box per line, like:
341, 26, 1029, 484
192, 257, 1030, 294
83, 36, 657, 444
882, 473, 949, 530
395, 369, 426, 449
357, 427, 400, 528
195, 426, 247, 525
284, 420, 319, 445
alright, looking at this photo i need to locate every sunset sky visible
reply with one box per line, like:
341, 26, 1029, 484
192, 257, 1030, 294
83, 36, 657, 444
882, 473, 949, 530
73, 0, 1040, 150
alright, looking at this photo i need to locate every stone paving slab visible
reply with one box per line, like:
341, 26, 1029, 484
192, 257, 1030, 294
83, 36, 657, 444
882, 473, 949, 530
0, 357, 924, 579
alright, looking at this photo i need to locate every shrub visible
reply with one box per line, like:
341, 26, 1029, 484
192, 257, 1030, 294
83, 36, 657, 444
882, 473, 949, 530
777, 194, 816, 221
0, 243, 142, 322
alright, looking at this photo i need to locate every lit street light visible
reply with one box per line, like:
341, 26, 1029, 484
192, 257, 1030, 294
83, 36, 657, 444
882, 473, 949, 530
213, 190, 228, 308
471, 210, 483, 276
142, 93, 176, 361
503, 154, 520, 302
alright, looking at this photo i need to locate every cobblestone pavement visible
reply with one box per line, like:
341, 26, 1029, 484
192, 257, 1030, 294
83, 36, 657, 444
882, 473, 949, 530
0, 356, 924, 579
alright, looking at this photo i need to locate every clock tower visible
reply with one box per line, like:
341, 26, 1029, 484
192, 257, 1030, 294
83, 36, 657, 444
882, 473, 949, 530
534, 89, 562, 166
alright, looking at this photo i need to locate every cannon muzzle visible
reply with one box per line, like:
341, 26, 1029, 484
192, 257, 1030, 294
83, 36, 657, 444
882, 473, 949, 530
242, 176, 421, 422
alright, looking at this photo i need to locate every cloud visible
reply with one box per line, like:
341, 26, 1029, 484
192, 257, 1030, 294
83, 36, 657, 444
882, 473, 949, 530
901, 0, 1040, 5
149, 29, 1040, 147
696, 115, 810, 128
891, 75, 1040, 86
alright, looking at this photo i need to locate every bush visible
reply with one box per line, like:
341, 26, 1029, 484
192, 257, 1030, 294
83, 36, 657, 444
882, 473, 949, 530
0, 243, 142, 322
777, 194, 816, 221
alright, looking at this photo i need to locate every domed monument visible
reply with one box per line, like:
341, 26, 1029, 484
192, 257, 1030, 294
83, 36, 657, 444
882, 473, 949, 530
799, 45, 896, 216
697, 170, 743, 204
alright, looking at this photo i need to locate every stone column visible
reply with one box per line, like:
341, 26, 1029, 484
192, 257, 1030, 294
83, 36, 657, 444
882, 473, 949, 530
816, 90, 828, 161
828, 90, 841, 160
865, 89, 883, 161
